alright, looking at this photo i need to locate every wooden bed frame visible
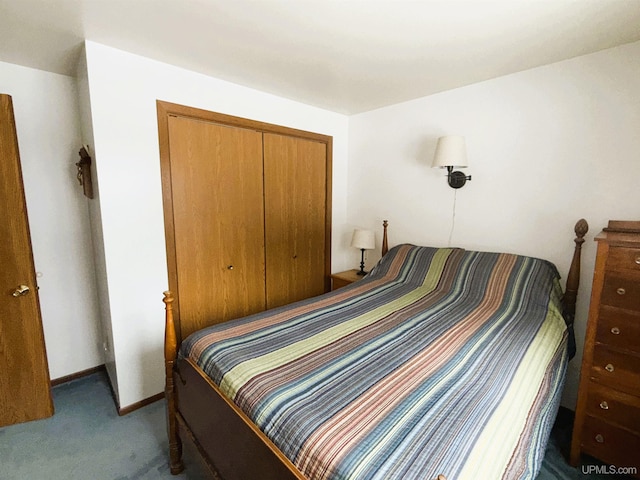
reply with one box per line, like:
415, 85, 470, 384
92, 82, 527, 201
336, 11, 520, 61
163, 219, 588, 480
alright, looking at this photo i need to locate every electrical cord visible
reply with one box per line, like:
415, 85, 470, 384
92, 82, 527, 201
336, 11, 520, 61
448, 189, 457, 247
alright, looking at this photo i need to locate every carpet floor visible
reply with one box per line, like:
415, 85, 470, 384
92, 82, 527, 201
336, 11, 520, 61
0, 371, 633, 479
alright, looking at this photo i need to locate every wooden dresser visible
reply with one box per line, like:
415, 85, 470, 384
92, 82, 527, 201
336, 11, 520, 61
570, 221, 640, 472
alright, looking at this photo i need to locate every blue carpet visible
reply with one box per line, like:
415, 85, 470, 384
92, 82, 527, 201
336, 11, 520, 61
0, 371, 187, 480
0, 371, 633, 479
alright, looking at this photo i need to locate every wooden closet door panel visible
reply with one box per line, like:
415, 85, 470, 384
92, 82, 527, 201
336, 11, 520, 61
264, 133, 327, 309
168, 116, 265, 338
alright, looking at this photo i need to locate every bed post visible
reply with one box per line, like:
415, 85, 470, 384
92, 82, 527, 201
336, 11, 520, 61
163, 291, 184, 474
563, 219, 589, 328
382, 220, 389, 256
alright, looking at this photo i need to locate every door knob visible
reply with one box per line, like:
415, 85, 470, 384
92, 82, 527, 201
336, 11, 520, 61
12, 284, 30, 297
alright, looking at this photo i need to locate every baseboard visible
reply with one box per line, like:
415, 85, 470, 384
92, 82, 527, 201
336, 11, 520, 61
51, 364, 106, 386
50, 364, 164, 416
118, 391, 165, 416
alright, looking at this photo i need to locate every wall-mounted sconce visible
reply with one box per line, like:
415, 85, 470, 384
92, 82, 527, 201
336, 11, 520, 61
432, 136, 471, 189
350, 229, 375, 275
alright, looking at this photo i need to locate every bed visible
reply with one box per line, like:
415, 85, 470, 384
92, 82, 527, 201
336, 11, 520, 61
163, 219, 588, 480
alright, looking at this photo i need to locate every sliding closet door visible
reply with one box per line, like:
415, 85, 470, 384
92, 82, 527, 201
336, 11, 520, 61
263, 133, 328, 309
167, 116, 266, 338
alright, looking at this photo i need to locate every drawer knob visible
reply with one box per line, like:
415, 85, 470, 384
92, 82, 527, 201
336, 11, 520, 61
595, 434, 604, 443
635, 256, 640, 265
227, 265, 234, 270
599, 400, 609, 410
611, 327, 620, 335
616, 287, 626, 295
605, 363, 615, 373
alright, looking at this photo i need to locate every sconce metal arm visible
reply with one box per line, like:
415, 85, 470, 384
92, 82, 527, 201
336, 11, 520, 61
446, 166, 472, 189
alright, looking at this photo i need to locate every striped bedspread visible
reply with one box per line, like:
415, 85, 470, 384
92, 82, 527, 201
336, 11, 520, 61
180, 244, 569, 480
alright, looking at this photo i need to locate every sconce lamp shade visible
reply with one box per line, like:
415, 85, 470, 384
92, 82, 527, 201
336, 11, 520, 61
432, 136, 468, 168
350, 229, 375, 250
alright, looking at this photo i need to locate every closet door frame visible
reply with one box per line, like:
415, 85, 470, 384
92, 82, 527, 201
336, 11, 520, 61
156, 100, 332, 342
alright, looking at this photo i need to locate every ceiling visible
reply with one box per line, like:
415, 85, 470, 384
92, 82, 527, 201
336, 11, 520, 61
1, 0, 639, 114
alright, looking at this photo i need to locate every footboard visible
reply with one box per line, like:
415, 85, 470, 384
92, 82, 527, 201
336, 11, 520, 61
175, 358, 305, 480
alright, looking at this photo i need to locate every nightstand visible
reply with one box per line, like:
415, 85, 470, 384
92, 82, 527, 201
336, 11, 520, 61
330, 269, 364, 291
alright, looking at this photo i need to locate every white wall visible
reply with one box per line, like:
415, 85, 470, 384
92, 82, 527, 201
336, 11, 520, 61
75, 51, 119, 396
82, 41, 350, 409
79, 38, 640, 410
0, 61, 103, 380
348, 40, 640, 409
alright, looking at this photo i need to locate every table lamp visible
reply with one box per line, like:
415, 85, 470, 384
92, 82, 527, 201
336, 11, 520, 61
350, 229, 375, 275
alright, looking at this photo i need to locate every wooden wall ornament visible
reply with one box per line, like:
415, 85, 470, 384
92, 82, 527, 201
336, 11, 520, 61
76, 146, 94, 199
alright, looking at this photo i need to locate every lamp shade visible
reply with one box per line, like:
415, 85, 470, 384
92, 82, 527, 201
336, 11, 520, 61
350, 229, 375, 250
432, 136, 468, 168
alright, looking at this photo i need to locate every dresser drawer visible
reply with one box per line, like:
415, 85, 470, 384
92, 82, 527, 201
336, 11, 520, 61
586, 381, 640, 434
601, 273, 640, 312
591, 345, 640, 396
582, 415, 640, 470
597, 305, 640, 353
607, 246, 640, 273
